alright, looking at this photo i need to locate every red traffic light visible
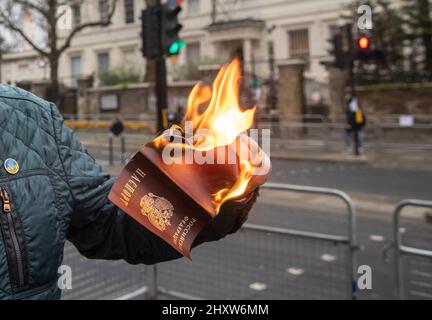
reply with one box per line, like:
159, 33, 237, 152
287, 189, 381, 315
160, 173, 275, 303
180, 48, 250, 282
358, 36, 369, 50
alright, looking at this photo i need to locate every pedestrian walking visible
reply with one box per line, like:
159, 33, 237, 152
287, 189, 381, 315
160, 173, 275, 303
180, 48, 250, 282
345, 96, 366, 156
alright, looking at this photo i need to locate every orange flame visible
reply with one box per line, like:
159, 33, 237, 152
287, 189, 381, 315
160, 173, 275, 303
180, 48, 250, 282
182, 59, 256, 150
151, 59, 268, 213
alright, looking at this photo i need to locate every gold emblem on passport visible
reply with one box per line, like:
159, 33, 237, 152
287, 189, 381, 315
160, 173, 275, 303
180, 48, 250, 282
140, 193, 174, 232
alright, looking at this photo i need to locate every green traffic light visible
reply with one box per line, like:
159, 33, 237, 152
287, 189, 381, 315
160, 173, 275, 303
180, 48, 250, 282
168, 40, 185, 55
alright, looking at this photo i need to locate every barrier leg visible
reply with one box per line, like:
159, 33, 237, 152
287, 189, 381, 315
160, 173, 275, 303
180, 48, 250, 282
109, 135, 114, 166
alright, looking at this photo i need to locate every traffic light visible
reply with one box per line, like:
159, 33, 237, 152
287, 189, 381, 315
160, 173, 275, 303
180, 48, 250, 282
356, 35, 371, 61
327, 33, 345, 69
356, 35, 384, 62
358, 36, 370, 50
162, 4, 184, 56
140, 7, 161, 59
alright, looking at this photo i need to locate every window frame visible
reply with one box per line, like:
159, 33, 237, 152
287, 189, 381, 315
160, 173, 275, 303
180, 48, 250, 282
71, 4, 81, 26
70, 55, 82, 88
99, 0, 109, 23
97, 52, 110, 74
124, 0, 135, 24
288, 28, 310, 69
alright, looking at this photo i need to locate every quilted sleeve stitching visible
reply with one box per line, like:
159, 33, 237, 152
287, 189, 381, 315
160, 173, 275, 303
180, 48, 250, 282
49, 102, 77, 204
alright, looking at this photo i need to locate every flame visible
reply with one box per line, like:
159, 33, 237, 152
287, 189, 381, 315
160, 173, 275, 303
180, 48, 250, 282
182, 59, 256, 150
151, 59, 266, 213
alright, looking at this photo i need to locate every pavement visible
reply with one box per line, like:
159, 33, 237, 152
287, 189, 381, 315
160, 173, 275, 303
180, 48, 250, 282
76, 131, 432, 172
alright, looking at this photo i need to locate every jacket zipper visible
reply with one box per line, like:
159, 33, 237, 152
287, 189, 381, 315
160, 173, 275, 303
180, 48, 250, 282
0, 186, 26, 288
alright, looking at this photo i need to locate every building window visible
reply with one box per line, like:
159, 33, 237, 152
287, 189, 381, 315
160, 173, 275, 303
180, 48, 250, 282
186, 42, 200, 64
71, 56, 81, 88
288, 29, 310, 64
72, 5, 81, 26
98, 52, 110, 73
99, 0, 109, 23
124, 0, 134, 24
187, 0, 200, 15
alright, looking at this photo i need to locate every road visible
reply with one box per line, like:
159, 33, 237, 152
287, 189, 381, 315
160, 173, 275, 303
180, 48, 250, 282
269, 158, 432, 200
61, 147, 432, 300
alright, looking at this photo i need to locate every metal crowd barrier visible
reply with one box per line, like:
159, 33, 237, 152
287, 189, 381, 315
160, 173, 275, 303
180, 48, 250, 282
61, 241, 150, 300
148, 182, 358, 300
258, 113, 432, 152
393, 199, 432, 300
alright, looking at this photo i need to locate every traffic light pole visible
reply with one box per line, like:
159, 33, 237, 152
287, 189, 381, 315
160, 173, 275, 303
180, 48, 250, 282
155, 0, 168, 133
347, 25, 357, 98
156, 56, 168, 132
347, 24, 359, 156
141, 1, 184, 132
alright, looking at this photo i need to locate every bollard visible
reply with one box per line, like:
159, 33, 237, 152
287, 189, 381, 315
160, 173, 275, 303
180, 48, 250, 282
352, 129, 360, 156
145, 265, 158, 300
109, 135, 114, 166
121, 135, 126, 164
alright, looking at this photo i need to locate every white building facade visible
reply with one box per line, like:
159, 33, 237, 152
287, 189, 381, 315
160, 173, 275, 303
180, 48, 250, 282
1, 0, 385, 89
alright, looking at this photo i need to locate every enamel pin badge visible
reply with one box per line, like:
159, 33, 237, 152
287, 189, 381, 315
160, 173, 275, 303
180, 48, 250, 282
4, 158, 20, 175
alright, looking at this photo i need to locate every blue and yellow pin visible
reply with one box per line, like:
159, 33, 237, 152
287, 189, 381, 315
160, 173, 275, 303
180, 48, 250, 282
4, 158, 20, 175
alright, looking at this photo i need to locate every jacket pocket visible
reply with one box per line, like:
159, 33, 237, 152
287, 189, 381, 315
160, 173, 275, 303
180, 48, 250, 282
0, 186, 28, 289
0, 169, 62, 294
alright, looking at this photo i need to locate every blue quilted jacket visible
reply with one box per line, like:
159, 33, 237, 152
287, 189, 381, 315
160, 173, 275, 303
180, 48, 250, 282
0, 85, 180, 300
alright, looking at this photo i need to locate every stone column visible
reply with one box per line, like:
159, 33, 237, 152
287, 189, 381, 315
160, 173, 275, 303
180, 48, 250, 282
242, 38, 252, 73
277, 59, 305, 122
77, 75, 94, 119
328, 67, 349, 114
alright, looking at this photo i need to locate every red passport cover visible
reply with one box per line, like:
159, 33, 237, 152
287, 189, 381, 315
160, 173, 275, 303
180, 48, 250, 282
108, 139, 267, 258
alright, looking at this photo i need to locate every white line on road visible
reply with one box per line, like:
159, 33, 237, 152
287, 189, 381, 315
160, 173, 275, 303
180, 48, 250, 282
320, 254, 337, 262
249, 282, 267, 291
369, 235, 385, 242
286, 267, 304, 276
115, 286, 148, 300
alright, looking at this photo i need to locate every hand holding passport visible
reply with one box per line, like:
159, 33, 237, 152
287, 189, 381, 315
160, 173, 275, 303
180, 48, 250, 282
108, 59, 271, 258
193, 189, 259, 247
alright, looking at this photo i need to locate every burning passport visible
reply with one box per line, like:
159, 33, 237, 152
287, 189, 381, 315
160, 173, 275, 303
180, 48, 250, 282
108, 59, 271, 258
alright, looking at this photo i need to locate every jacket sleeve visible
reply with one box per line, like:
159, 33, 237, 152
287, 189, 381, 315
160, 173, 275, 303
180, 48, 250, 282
50, 104, 182, 265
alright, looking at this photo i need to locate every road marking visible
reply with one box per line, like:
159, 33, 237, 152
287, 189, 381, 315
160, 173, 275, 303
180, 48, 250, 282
410, 280, 432, 289
399, 227, 407, 234
369, 235, 385, 242
409, 290, 432, 299
320, 254, 337, 262
249, 282, 267, 291
286, 267, 304, 276
289, 170, 297, 175
410, 270, 432, 279
115, 286, 148, 300
302, 168, 310, 174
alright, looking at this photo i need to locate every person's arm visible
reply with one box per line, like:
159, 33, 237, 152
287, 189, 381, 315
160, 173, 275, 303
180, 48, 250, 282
50, 104, 257, 265
50, 104, 182, 264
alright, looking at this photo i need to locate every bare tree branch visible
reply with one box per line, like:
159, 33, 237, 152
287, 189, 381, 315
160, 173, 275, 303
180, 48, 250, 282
13, 0, 48, 18
0, 9, 48, 56
58, 0, 118, 54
